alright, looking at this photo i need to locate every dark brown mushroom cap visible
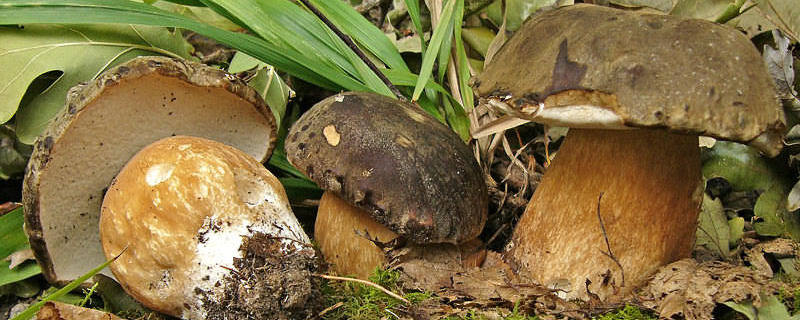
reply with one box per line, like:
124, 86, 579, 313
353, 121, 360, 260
474, 4, 785, 156
285, 92, 487, 244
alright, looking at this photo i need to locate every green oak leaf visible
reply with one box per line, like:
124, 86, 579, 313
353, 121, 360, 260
696, 194, 731, 257
702, 141, 797, 240
0, 24, 192, 144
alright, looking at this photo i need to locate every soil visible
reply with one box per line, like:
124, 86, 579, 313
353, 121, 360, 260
200, 232, 323, 320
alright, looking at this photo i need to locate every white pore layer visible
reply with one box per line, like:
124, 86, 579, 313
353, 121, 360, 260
181, 168, 310, 320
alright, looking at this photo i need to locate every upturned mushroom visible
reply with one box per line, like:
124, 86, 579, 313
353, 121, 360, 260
473, 4, 785, 301
100, 135, 320, 320
284, 92, 487, 279
23, 56, 277, 285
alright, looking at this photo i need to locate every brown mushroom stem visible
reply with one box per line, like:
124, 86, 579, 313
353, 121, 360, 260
506, 128, 702, 301
316, 191, 398, 278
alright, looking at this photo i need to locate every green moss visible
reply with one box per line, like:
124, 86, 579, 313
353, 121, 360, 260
593, 305, 657, 320
320, 267, 432, 320
441, 302, 537, 320
777, 286, 800, 315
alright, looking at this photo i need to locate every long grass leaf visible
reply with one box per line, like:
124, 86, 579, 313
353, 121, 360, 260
0, 0, 368, 91
308, 0, 409, 72
411, 0, 457, 101
452, 0, 474, 112
196, 0, 357, 81
382, 68, 451, 100
10, 249, 126, 320
321, 24, 394, 96
205, 0, 389, 93
0, 261, 41, 287
436, 24, 454, 84
0, 207, 26, 259
404, 0, 427, 56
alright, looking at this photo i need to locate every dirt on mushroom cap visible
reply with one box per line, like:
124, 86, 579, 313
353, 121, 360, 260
99, 136, 316, 319
200, 232, 323, 320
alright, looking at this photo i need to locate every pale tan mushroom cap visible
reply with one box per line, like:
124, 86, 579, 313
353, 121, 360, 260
475, 4, 785, 156
99, 136, 309, 319
24, 56, 277, 285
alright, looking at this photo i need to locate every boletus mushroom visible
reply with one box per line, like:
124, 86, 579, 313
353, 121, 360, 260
473, 4, 786, 301
100, 136, 320, 320
285, 92, 487, 278
23, 56, 277, 285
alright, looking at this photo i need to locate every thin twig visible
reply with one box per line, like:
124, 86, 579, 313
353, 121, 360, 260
595, 192, 625, 288
318, 302, 344, 317
313, 273, 411, 304
296, 0, 406, 101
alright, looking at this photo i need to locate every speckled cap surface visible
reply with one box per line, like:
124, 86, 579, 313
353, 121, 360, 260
475, 4, 785, 156
285, 92, 487, 244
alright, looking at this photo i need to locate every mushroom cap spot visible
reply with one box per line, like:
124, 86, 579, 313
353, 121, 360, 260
475, 4, 785, 156
22, 56, 278, 285
285, 92, 488, 244
323, 125, 341, 146
99, 136, 310, 318
145, 164, 175, 186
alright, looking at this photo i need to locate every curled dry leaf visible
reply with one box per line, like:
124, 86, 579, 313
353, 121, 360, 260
744, 238, 799, 278
35, 301, 125, 320
390, 247, 585, 318
639, 259, 772, 320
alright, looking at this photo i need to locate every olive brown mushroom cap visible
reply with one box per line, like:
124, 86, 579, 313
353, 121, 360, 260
285, 92, 487, 244
474, 4, 785, 156
474, 4, 785, 302
100, 136, 318, 320
24, 56, 277, 285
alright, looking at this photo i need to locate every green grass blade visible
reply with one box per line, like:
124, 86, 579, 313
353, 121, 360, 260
452, 0, 474, 112
321, 25, 394, 96
203, 0, 383, 92
0, 0, 367, 91
382, 68, 451, 100
308, 0, 409, 72
411, 0, 457, 101
0, 207, 27, 259
436, 22, 454, 84
10, 249, 125, 320
0, 207, 41, 288
0, 261, 41, 287
158, 0, 206, 6
279, 177, 322, 202
190, 0, 374, 90
404, 0, 427, 56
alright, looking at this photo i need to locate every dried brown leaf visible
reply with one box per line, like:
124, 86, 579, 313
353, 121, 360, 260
744, 238, 798, 278
35, 301, 125, 320
639, 259, 770, 320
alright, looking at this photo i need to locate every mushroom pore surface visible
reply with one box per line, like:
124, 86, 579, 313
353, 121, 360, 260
24, 56, 277, 285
